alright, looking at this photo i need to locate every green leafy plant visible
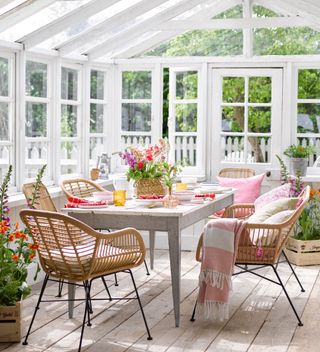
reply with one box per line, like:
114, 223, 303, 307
26, 164, 47, 209
284, 144, 316, 158
162, 162, 182, 193
0, 166, 38, 306
276, 155, 289, 184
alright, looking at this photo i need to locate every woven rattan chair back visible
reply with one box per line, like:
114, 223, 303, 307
61, 178, 105, 199
23, 182, 57, 212
218, 168, 256, 178
196, 186, 310, 265
20, 209, 145, 282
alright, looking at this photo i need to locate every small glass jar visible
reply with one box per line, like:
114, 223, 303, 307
163, 187, 179, 208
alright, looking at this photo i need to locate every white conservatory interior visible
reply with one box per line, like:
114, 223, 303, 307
1, 0, 320, 351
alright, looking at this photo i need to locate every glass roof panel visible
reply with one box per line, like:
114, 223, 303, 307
0, 0, 90, 42
252, 5, 282, 18
0, 0, 26, 16
212, 4, 243, 19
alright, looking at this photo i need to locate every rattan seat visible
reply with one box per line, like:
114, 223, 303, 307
60, 178, 105, 199
20, 209, 152, 351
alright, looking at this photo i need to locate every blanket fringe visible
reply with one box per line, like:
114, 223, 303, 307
197, 301, 229, 321
199, 269, 232, 290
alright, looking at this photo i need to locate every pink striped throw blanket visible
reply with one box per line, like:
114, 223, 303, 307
197, 218, 246, 321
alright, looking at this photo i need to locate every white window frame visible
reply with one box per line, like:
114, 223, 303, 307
24, 55, 52, 183
293, 64, 320, 166
168, 65, 205, 177
0, 51, 15, 189
115, 64, 162, 172
59, 62, 83, 179
210, 67, 282, 176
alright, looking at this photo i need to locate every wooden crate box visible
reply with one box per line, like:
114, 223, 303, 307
285, 237, 320, 266
0, 302, 21, 342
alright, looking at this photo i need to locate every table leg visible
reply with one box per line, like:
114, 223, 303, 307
68, 281, 76, 319
149, 230, 155, 270
167, 222, 181, 327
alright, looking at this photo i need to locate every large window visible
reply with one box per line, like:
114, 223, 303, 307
120, 70, 153, 150
60, 65, 81, 175
89, 69, 107, 168
25, 60, 49, 180
0, 54, 13, 183
297, 68, 320, 164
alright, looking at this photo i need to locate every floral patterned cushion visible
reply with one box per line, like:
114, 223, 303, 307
254, 183, 291, 211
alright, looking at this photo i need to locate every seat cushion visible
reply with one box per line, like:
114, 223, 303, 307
217, 174, 265, 204
254, 183, 291, 211
248, 197, 298, 224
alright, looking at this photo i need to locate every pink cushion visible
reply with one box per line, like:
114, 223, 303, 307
217, 174, 265, 204
254, 183, 291, 211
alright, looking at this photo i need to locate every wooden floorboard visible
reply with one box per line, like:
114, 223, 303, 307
0, 251, 319, 352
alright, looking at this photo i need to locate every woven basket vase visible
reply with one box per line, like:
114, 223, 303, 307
135, 178, 165, 197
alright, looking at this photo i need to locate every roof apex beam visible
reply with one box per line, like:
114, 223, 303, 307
18, 0, 119, 50
113, 0, 240, 59
87, 0, 221, 61
57, 0, 168, 56
0, 0, 55, 32
152, 16, 312, 31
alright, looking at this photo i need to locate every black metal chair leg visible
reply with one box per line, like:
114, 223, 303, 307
114, 273, 119, 286
84, 281, 92, 327
57, 279, 64, 297
128, 270, 153, 340
86, 280, 93, 314
282, 250, 305, 292
144, 260, 150, 275
101, 276, 112, 301
272, 266, 303, 326
78, 281, 90, 352
22, 274, 49, 345
190, 301, 197, 322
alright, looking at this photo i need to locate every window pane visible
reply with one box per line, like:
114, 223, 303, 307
122, 71, 151, 99
297, 103, 320, 133
25, 141, 48, 179
61, 141, 80, 175
222, 106, 244, 132
26, 61, 47, 97
249, 77, 271, 103
25, 102, 47, 137
121, 103, 151, 132
61, 67, 78, 100
0, 102, 9, 140
90, 103, 104, 133
176, 71, 197, 100
61, 104, 77, 137
298, 69, 320, 99
0, 57, 8, 96
248, 107, 271, 133
221, 135, 244, 162
175, 104, 197, 132
248, 136, 271, 163
90, 70, 104, 100
175, 135, 197, 166
223, 77, 244, 103
90, 137, 104, 166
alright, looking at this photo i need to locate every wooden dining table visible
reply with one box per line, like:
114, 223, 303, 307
62, 191, 234, 327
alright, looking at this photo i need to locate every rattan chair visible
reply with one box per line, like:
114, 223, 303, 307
61, 178, 150, 277
192, 186, 310, 326
22, 182, 57, 212
20, 209, 152, 351
218, 167, 256, 178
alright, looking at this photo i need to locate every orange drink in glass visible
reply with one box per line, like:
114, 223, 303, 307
113, 190, 126, 206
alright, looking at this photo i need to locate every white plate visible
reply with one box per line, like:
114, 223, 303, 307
135, 198, 164, 206
78, 204, 108, 209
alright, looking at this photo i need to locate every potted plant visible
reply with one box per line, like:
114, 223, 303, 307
284, 144, 316, 176
119, 139, 170, 197
0, 166, 38, 342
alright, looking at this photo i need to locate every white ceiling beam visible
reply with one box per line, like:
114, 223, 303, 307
57, 0, 168, 56
112, 0, 242, 59
0, 0, 17, 7
87, 0, 218, 61
18, 0, 120, 49
243, 0, 252, 58
152, 16, 311, 30
0, 0, 56, 32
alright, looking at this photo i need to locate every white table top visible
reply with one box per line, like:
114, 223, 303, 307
61, 191, 235, 218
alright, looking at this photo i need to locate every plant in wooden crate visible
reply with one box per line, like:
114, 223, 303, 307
0, 166, 38, 342
277, 155, 320, 265
119, 139, 170, 197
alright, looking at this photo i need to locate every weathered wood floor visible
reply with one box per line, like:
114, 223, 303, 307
0, 250, 319, 352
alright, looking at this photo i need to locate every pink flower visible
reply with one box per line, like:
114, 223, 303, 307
137, 162, 144, 169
